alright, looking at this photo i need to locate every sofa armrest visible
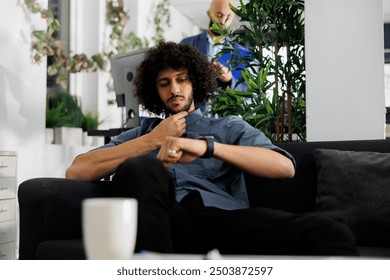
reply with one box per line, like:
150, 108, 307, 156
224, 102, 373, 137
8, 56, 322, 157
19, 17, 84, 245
18, 177, 112, 260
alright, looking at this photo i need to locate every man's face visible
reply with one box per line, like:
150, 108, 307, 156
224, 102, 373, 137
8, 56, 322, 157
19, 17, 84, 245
207, 0, 235, 30
156, 68, 195, 115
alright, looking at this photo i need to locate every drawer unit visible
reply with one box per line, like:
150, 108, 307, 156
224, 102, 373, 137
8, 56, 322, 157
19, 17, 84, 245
0, 155, 17, 178
0, 242, 15, 260
0, 221, 15, 244
0, 178, 17, 200
0, 151, 17, 260
0, 199, 15, 222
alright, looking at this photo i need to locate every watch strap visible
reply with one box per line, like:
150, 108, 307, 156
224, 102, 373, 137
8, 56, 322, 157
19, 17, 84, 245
199, 136, 214, 158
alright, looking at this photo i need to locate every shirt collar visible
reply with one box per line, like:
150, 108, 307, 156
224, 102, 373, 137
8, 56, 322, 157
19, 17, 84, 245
185, 108, 204, 125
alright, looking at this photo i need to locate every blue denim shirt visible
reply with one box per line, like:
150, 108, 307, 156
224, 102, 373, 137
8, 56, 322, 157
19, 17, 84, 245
98, 109, 294, 210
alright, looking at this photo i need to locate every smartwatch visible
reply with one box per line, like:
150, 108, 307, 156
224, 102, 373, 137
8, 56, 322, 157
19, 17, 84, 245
198, 136, 214, 158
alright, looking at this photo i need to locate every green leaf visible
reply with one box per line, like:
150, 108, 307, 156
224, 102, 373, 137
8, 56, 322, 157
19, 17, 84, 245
47, 65, 58, 76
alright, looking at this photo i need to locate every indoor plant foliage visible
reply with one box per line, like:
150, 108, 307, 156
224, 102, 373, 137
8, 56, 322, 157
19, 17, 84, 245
210, 0, 306, 142
25, 0, 109, 89
46, 92, 99, 131
82, 112, 100, 132
46, 92, 99, 145
24, 0, 170, 91
46, 92, 84, 128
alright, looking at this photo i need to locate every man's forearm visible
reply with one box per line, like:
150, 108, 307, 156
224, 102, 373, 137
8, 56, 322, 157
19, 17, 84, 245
213, 143, 295, 179
65, 134, 161, 181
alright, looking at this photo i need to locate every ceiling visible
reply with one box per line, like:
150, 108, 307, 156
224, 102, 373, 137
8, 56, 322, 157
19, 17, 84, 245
171, 0, 390, 28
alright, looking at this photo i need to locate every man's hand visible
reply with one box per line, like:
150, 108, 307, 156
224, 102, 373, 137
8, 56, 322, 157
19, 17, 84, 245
212, 61, 232, 83
148, 111, 188, 146
157, 136, 208, 167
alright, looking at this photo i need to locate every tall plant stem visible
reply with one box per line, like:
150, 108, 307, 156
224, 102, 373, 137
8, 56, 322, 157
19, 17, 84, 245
286, 39, 292, 141
274, 40, 283, 142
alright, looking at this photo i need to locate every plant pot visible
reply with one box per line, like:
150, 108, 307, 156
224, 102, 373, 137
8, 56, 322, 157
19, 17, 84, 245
45, 128, 54, 144
82, 131, 93, 146
54, 127, 83, 146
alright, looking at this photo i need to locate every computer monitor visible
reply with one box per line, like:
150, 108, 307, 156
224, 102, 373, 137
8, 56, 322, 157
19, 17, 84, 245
110, 48, 148, 128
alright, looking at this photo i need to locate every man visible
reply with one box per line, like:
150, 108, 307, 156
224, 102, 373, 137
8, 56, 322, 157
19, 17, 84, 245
180, 0, 250, 91
66, 42, 357, 256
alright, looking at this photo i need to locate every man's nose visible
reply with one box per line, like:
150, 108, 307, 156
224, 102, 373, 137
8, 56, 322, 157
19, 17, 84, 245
170, 83, 179, 95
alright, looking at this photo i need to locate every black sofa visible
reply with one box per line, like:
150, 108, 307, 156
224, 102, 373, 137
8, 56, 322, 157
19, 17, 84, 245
18, 139, 390, 259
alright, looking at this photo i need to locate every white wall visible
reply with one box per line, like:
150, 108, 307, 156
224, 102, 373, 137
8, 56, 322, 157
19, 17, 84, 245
0, 1, 95, 184
305, 0, 385, 141
70, 0, 123, 130
165, 4, 202, 41
124, 0, 201, 43
385, 65, 390, 107
0, 1, 47, 184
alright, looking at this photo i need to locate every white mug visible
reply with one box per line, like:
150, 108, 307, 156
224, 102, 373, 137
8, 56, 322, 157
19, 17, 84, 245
82, 198, 138, 260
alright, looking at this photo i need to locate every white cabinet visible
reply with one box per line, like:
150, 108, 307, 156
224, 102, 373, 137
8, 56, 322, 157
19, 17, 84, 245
0, 151, 17, 260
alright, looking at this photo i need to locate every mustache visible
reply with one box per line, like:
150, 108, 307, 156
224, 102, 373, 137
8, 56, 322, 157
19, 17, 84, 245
209, 20, 222, 36
168, 95, 185, 102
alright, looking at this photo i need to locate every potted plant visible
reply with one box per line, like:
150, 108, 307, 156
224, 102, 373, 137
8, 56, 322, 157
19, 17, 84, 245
210, 0, 306, 142
46, 92, 84, 145
82, 112, 99, 132
81, 112, 100, 146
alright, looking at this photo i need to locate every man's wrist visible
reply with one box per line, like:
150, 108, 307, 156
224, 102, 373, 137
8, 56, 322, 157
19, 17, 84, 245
198, 136, 214, 158
216, 78, 231, 88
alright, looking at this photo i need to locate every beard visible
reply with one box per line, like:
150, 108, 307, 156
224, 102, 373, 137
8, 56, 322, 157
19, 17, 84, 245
209, 20, 222, 36
166, 95, 194, 115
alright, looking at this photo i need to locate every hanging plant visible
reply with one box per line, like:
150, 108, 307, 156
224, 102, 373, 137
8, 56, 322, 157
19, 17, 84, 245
106, 0, 149, 54
152, 0, 171, 44
24, 0, 170, 89
25, 0, 108, 88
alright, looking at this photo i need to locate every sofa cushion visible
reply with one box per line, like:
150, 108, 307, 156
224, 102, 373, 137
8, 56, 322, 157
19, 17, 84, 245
36, 239, 86, 260
313, 149, 390, 246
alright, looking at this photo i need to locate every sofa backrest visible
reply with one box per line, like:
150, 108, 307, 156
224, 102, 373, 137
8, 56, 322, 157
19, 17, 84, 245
245, 139, 390, 213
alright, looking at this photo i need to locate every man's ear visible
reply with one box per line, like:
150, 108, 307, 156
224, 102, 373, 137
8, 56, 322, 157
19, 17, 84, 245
207, 9, 211, 19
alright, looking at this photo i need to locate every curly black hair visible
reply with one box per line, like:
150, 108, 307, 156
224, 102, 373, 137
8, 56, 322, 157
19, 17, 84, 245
134, 41, 217, 116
